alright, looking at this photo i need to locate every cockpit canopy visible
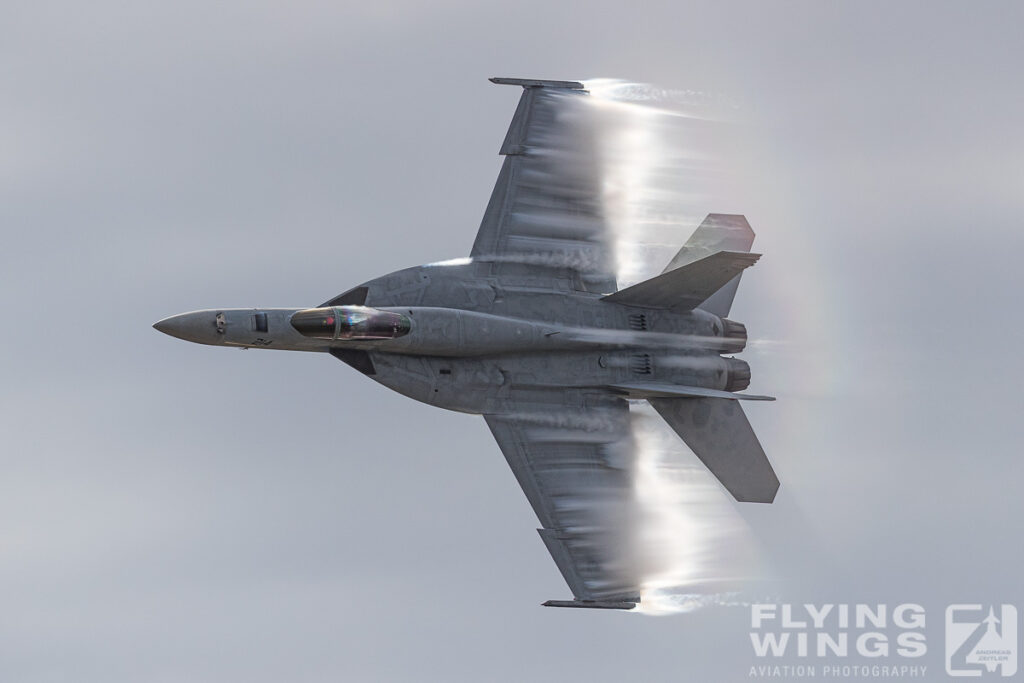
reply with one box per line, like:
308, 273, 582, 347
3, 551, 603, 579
290, 306, 411, 341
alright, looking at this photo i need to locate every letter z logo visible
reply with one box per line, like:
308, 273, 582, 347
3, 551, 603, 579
946, 604, 1018, 677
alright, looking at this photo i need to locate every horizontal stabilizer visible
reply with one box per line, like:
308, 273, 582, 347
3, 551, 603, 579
543, 599, 638, 610
650, 397, 779, 503
610, 383, 774, 401
601, 251, 761, 310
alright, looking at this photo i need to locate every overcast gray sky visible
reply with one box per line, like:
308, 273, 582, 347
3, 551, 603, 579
2, 1, 1023, 681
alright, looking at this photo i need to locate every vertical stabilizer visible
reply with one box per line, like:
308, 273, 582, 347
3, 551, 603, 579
664, 214, 755, 317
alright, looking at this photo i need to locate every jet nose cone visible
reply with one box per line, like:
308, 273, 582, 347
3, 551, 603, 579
152, 318, 175, 335
153, 311, 223, 345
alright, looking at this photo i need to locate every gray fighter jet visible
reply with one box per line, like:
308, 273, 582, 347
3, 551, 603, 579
154, 78, 779, 611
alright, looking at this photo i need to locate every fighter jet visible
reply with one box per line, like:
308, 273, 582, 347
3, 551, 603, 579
154, 77, 779, 610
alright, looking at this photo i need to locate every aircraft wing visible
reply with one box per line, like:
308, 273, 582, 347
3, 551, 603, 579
471, 78, 617, 294
483, 391, 641, 609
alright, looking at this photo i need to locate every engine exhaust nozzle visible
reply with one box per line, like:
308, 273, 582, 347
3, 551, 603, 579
724, 357, 751, 392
